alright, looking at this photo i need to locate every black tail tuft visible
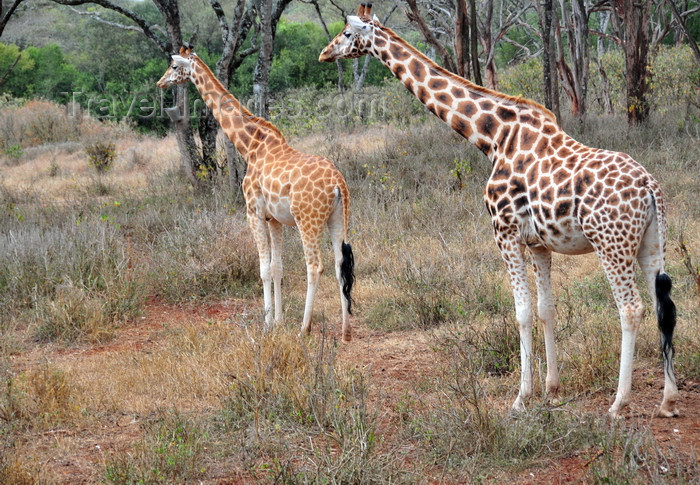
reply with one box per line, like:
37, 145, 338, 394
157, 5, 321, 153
340, 241, 355, 315
655, 271, 676, 374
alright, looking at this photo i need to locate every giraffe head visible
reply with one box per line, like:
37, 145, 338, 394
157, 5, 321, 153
318, 4, 379, 63
157, 45, 196, 89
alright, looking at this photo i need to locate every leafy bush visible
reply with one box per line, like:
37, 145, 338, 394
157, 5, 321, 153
499, 58, 545, 105
649, 45, 700, 113
85, 141, 116, 173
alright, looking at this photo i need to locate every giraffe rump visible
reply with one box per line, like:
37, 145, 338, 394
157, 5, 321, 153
341, 242, 355, 314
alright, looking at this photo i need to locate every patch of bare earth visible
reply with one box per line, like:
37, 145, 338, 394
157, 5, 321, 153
9, 299, 699, 483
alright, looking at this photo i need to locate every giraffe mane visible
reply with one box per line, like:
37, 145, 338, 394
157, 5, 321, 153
190, 55, 287, 141
378, 24, 558, 124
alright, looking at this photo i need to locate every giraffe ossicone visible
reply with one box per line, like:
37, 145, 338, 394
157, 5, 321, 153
320, 5, 679, 418
158, 46, 355, 342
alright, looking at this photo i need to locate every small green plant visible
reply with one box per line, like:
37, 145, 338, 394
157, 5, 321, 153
104, 412, 207, 484
449, 158, 472, 189
3, 144, 24, 159
48, 160, 59, 177
85, 142, 116, 173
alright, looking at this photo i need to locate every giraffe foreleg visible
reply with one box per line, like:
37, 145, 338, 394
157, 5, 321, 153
498, 237, 534, 412
531, 248, 559, 397
268, 220, 284, 326
248, 215, 273, 330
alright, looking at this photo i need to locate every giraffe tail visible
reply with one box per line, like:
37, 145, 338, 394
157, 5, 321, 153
655, 272, 676, 373
649, 187, 676, 377
340, 241, 355, 315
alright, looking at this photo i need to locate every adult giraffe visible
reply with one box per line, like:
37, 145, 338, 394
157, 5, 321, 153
320, 4, 678, 417
158, 46, 355, 341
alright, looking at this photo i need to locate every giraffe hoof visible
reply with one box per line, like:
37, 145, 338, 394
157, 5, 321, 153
510, 396, 527, 416
342, 332, 352, 343
657, 402, 679, 418
607, 406, 626, 420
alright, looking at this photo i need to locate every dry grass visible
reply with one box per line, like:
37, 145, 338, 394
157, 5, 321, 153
0, 97, 699, 483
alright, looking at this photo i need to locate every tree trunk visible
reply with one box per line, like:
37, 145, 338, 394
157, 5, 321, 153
537, 0, 560, 122
469, 0, 482, 85
166, 86, 203, 190
454, 0, 471, 79
224, 137, 245, 198
253, 0, 274, 119
480, 0, 501, 90
614, 0, 652, 124
594, 11, 613, 115
353, 56, 371, 92
555, 0, 589, 127
198, 108, 219, 181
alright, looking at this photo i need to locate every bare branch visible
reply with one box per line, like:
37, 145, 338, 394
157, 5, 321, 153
0, 52, 21, 85
327, 0, 347, 17
404, 0, 457, 73
209, 0, 230, 38
52, 0, 169, 53
0, 0, 25, 37
65, 5, 164, 34
665, 0, 700, 65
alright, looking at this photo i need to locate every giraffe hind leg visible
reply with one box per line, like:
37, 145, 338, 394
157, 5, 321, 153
637, 222, 679, 417
530, 247, 559, 397
298, 228, 323, 338
328, 204, 353, 342
598, 252, 644, 418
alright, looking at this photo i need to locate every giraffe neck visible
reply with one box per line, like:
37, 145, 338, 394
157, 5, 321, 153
369, 27, 557, 158
190, 57, 285, 161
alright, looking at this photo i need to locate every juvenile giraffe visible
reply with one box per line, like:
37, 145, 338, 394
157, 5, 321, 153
320, 4, 678, 417
158, 46, 355, 341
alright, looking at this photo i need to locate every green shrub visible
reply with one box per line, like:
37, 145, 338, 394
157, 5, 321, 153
85, 141, 116, 173
499, 58, 545, 105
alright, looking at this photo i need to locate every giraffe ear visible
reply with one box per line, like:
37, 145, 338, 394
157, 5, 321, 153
347, 15, 370, 34
171, 55, 189, 67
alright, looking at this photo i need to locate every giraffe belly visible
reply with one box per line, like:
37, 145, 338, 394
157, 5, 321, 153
543, 232, 594, 255
534, 222, 594, 255
516, 210, 594, 255
264, 197, 295, 226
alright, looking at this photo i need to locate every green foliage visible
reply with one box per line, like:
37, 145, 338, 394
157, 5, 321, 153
498, 58, 545, 104
0, 43, 34, 96
0, 43, 79, 100
85, 141, 116, 173
649, 45, 700, 112
269, 20, 340, 91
